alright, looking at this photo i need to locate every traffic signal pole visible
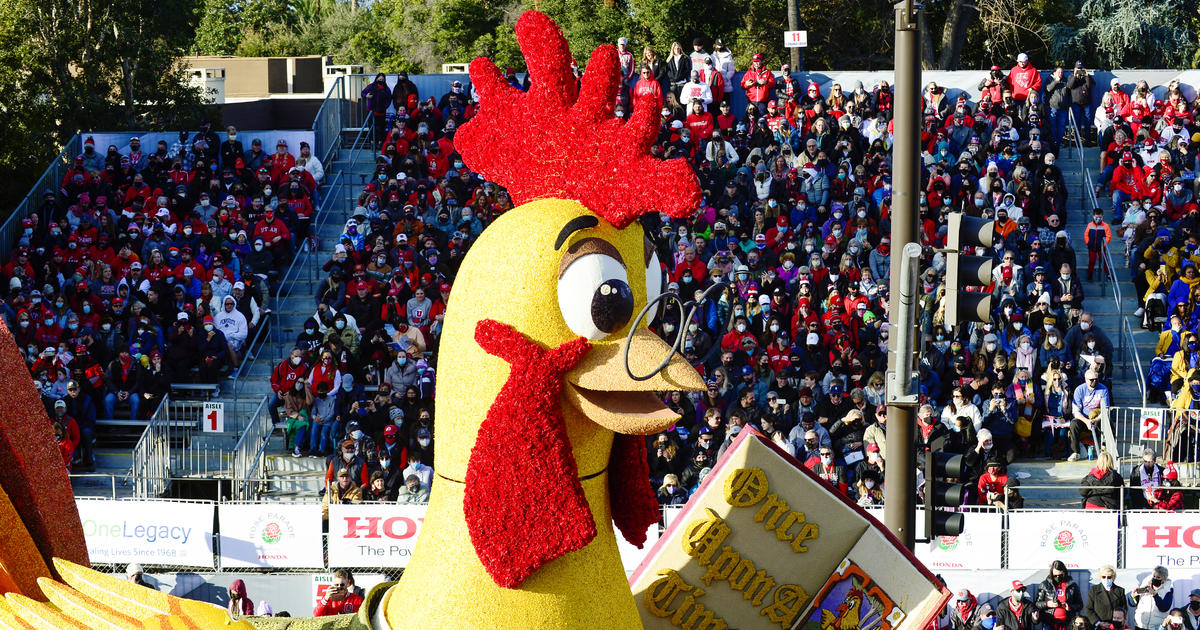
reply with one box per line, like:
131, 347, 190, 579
883, 0, 922, 551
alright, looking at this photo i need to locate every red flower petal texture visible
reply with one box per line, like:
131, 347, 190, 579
465, 319, 595, 589
608, 433, 660, 548
455, 10, 701, 229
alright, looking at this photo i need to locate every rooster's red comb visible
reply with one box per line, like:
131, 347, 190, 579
455, 11, 701, 229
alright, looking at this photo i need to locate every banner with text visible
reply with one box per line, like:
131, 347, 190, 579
915, 512, 1003, 571
327, 504, 426, 568
77, 499, 215, 567
218, 504, 324, 569
1126, 511, 1200, 569
1007, 511, 1119, 569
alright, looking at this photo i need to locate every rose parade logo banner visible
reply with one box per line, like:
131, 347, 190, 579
218, 504, 324, 569
914, 512, 1003, 571
1007, 512, 1118, 569
630, 430, 950, 630
76, 499, 215, 567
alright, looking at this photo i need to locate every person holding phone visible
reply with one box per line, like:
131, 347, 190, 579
314, 569, 363, 617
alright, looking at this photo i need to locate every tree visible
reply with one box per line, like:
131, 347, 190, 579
1046, 0, 1197, 69
0, 0, 208, 212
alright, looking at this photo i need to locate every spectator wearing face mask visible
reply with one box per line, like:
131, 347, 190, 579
1131, 566, 1173, 630
995, 581, 1038, 630
804, 445, 849, 495
1035, 560, 1083, 630
1084, 565, 1127, 628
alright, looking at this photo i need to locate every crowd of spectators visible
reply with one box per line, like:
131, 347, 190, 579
262, 45, 1200, 509
929, 563, 1200, 630
3, 123, 323, 471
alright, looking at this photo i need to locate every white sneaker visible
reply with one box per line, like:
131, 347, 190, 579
291, 447, 301, 457
1067, 452, 1080, 462
1134, 308, 1145, 317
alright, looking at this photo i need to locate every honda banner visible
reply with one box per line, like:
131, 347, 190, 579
1007, 512, 1118, 569
218, 504, 325, 569
1126, 511, 1200, 569
76, 499, 215, 568
327, 504, 427, 568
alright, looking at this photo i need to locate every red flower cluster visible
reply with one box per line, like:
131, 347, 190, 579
454, 10, 701, 229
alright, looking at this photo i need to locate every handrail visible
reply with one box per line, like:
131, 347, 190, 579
229, 395, 272, 501
1066, 110, 1147, 407
313, 75, 346, 169
232, 170, 345, 402
130, 395, 173, 498
0, 134, 82, 262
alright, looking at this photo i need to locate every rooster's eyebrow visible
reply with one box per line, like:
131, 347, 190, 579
554, 215, 600, 250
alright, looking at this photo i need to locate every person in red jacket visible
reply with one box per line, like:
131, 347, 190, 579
1110, 151, 1146, 220
1007, 52, 1042, 102
741, 53, 775, 116
270, 348, 309, 425
632, 65, 662, 109
684, 100, 714, 147
671, 245, 707, 283
313, 569, 364, 617
252, 207, 292, 267
1150, 462, 1184, 511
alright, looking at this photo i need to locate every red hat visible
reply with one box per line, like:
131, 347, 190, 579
439, 282, 451, 292
76, 281, 88, 291
752, 53, 763, 62
990, 65, 1000, 71
866, 443, 880, 453
767, 100, 777, 108
1122, 151, 1133, 160
754, 233, 767, 244
777, 216, 788, 227
355, 281, 369, 291
1164, 462, 1179, 480
1011, 580, 1025, 591
384, 424, 399, 436
202, 315, 214, 324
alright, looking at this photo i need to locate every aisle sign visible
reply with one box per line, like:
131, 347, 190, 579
202, 402, 224, 433
784, 30, 808, 48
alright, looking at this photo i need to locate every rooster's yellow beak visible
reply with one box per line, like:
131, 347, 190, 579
562, 327, 705, 435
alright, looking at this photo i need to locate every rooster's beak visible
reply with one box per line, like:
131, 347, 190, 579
562, 328, 705, 435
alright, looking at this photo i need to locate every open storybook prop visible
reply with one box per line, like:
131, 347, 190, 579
630, 429, 952, 630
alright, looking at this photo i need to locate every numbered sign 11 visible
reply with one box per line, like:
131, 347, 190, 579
202, 402, 225, 433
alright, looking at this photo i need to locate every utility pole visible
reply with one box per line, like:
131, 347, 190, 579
786, 0, 801, 70
883, 0, 922, 551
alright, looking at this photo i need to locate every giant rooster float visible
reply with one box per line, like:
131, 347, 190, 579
0, 10, 705, 630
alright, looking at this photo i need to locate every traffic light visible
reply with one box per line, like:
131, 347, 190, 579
944, 212, 995, 328
924, 435, 965, 538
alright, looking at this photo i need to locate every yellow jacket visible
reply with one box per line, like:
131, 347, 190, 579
1170, 332, 1199, 386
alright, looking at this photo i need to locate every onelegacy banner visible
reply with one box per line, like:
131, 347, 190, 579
76, 499, 215, 567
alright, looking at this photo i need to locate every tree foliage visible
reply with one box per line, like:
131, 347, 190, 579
1046, 0, 1197, 69
0, 0, 209, 211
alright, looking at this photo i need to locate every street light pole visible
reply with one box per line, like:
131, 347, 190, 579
883, 0, 922, 551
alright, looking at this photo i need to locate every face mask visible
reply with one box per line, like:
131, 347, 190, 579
1152, 578, 1163, 587
983, 443, 993, 451
736, 323, 746, 333
864, 479, 875, 489
418, 438, 431, 447
820, 455, 833, 465
1080, 322, 1091, 331
291, 356, 302, 366
1189, 601, 1200, 611
981, 618, 995, 630
336, 321, 346, 330
342, 451, 354, 462
101, 323, 111, 332
986, 343, 997, 352
1088, 341, 1097, 351
1048, 336, 1058, 345
263, 187, 272, 197
204, 324, 214, 332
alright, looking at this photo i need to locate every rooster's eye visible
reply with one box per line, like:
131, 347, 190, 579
558, 253, 633, 339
